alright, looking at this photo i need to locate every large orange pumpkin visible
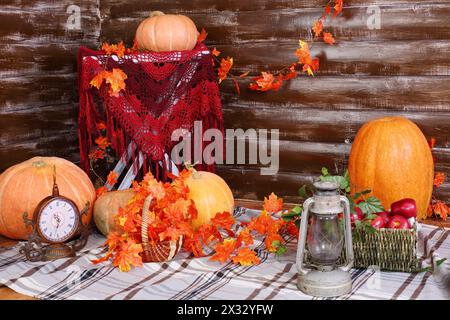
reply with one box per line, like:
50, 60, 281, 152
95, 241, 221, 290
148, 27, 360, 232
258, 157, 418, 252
184, 171, 234, 229
135, 11, 199, 52
0, 157, 96, 240
348, 117, 434, 220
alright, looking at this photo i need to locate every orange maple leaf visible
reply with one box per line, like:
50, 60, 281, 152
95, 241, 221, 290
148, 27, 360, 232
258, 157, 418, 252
197, 28, 208, 43
312, 19, 324, 37
434, 172, 446, 188
247, 210, 272, 235
333, 0, 343, 18
232, 247, 260, 266
184, 235, 204, 257
96, 186, 108, 197
96, 122, 106, 130
210, 238, 237, 264
433, 201, 449, 220
90, 70, 108, 89
95, 136, 110, 150
211, 211, 236, 234
249, 72, 275, 92
323, 32, 336, 45
263, 192, 284, 213
212, 47, 221, 56
236, 228, 254, 247
112, 240, 143, 272
159, 226, 184, 242
197, 224, 222, 244
105, 68, 127, 96
101, 41, 126, 58
218, 57, 233, 83
107, 171, 118, 186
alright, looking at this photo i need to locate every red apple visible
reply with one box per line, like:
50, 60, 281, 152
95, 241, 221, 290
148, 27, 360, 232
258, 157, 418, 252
371, 216, 386, 229
350, 207, 364, 224
377, 211, 390, 225
387, 215, 411, 229
390, 198, 417, 219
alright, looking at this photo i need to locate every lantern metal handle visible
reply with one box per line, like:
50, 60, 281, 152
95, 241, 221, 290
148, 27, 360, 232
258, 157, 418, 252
338, 196, 354, 272
295, 197, 314, 276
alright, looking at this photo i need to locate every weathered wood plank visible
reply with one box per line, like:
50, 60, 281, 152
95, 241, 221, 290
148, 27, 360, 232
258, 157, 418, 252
220, 76, 450, 112
0, 104, 80, 172
101, 3, 450, 44
214, 40, 450, 76
216, 165, 450, 204
223, 106, 450, 148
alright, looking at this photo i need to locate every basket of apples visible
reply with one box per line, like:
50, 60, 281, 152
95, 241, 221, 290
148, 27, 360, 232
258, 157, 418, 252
350, 198, 420, 272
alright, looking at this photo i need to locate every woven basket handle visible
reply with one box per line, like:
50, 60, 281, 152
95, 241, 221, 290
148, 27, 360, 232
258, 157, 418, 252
141, 195, 153, 261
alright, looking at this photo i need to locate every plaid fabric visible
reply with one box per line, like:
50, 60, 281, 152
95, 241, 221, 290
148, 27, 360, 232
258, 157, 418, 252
0, 207, 449, 300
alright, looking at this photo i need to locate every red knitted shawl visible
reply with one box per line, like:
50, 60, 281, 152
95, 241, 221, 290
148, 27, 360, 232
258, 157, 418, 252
78, 43, 223, 178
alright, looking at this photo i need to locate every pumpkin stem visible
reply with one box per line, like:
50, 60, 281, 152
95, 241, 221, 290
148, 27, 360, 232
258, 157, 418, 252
184, 162, 201, 178
150, 11, 165, 17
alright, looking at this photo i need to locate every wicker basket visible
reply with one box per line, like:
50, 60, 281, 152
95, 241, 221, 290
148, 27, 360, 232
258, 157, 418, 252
351, 227, 420, 272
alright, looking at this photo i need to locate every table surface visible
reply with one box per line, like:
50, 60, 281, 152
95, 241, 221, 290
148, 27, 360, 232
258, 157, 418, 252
0, 198, 448, 300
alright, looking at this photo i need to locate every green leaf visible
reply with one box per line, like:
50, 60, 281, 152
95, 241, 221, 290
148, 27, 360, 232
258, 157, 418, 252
352, 192, 361, 200
321, 167, 329, 176
275, 244, 287, 256
320, 175, 348, 190
361, 190, 371, 195
295, 219, 300, 230
292, 205, 302, 214
298, 185, 311, 199
436, 257, 447, 266
365, 213, 378, 220
357, 197, 384, 215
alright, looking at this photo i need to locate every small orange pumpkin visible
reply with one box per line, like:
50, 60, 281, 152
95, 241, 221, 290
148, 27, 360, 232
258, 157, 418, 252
184, 171, 234, 230
0, 157, 96, 240
93, 189, 135, 237
135, 11, 199, 52
348, 117, 434, 220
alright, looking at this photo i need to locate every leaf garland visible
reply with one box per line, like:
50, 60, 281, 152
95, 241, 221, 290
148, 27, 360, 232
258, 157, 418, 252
201, 0, 345, 93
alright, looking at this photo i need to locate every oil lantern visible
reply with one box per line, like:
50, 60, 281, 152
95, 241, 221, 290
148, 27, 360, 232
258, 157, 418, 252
296, 181, 354, 297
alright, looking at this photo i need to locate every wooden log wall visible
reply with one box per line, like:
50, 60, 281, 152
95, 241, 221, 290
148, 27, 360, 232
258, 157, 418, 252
1, 0, 450, 204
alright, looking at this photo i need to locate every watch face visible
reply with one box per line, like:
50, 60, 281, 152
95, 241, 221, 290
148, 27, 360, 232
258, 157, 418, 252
38, 198, 79, 243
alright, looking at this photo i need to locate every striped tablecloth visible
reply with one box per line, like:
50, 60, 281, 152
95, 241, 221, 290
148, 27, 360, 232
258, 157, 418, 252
0, 207, 449, 300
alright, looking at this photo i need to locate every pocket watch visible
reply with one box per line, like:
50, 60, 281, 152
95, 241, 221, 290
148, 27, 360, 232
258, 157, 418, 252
20, 166, 91, 262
